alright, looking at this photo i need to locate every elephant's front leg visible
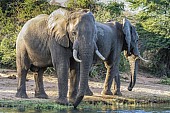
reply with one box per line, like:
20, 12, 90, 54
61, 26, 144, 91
56, 61, 69, 105
101, 51, 122, 96
101, 63, 122, 96
69, 59, 79, 103
34, 67, 48, 99
49, 42, 71, 105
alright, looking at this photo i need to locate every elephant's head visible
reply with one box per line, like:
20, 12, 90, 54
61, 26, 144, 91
48, 8, 105, 107
122, 18, 149, 91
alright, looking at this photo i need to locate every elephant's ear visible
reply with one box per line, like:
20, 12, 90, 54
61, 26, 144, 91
131, 25, 138, 41
122, 18, 132, 55
48, 9, 69, 47
93, 23, 98, 42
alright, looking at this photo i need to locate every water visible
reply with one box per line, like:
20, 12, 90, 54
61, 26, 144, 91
0, 104, 170, 113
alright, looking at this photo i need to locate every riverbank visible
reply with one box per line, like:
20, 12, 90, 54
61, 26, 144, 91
0, 69, 170, 109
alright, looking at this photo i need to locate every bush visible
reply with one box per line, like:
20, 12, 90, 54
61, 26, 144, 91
94, 1, 124, 22
0, 0, 57, 68
160, 77, 170, 85
0, 35, 16, 68
127, 0, 170, 77
136, 13, 170, 77
66, 0, 96, 10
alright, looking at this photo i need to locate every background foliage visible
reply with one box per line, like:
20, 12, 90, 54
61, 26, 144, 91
127, 0, 170, 77
0, 0, 56, 68
0, 0, 169, 78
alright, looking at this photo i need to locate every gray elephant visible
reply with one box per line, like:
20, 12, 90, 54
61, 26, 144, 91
84, 18, 149, 96
15, 8, 104, 106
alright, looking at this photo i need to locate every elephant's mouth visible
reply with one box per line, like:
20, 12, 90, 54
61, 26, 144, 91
72, 39, 105, 62
128, 48, 149, 62
128, 48, 137, 56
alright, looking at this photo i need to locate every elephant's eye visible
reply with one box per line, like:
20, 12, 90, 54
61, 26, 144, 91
136, 39, 138, 43
72, 31, 76, 36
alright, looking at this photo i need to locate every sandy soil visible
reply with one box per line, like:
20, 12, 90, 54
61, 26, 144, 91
0, 69, 169, 104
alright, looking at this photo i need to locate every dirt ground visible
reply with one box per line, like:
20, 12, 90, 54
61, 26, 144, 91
0, 69, 169, 104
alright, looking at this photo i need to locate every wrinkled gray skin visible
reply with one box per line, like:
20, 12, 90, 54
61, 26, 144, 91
16, 8, 101, 106
84, 18, 146, 96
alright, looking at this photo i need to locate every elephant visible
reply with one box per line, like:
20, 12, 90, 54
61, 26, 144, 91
15, 8, 105, 106
84, 18, 149, 96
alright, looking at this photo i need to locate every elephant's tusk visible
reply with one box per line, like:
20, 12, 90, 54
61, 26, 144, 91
138, 54, 150, 63
95, 50, 105, 61
73, 49, 82, 62
94, 41, 105, 61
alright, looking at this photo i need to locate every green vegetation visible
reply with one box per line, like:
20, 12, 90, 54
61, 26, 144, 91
0, 0, 169, 77
160, 78, 170, 85
0, 0, 57, 68
94, 1, 124, 22
0, 97, 170, 111
0, 100, 71, 111
66, 0, 96, 10
127, 0, 170, 77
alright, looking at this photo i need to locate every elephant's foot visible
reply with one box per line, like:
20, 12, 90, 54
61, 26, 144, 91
69, 97, 76, 104
85, 88, 93, 96
56, 97, 69, 105
101, 89, 113, 95
113, 90, 122, 96
128, 87, 133, 91
35, 91, 48, 99
15, 91, 28, 98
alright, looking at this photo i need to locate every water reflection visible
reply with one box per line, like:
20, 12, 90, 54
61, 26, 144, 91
0, 103, 170, 113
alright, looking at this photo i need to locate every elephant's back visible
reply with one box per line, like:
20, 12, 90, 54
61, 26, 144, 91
19, 14, 48, 38
17, 14, 50, 51
16, 14, 52, 67
17, 14, 49, 44
95, 22, 115, 59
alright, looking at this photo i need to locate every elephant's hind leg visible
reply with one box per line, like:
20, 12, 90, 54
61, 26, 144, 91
16, 49, 29, 98
113, 72, 122, 96
16, 69, 29, 98
34, 67, 48, 99
101, 62, 114, 95
101, 49, 122, 96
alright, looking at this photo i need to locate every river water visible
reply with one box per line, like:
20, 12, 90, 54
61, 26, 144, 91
0, 103, 170, 113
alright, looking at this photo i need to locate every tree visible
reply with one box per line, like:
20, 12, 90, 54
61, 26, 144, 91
127, 0, 170, 77
66, 0, 96, 10
94, 1, 124, 22
0, 0, 56, 68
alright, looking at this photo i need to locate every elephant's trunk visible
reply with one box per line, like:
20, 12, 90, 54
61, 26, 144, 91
125, 50, 149, 91
73, 40, 105, 108
128, 53, 149, 91
73, 45, 93, 108
127, 55, 139, 91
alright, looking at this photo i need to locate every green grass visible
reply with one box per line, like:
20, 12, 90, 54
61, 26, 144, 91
0, 95, 170, 111
0, 100, 71, 111
0, 99, 106, 111
160, 78, 170, 85
0, 99, 133, 111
